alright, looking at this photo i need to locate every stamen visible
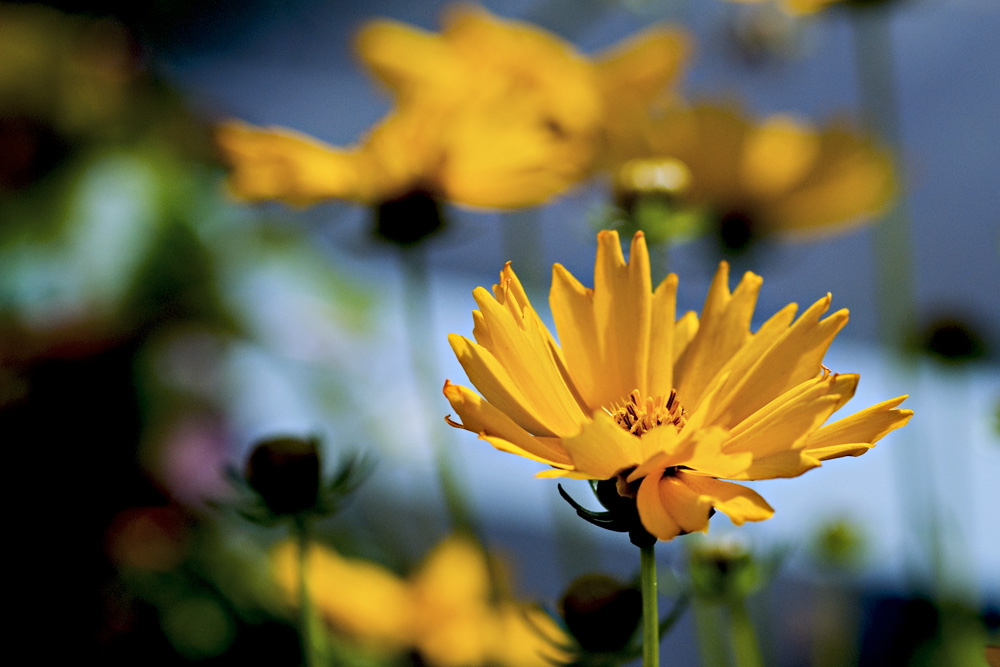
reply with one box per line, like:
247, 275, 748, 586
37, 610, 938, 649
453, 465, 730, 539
608, 389, 687, 436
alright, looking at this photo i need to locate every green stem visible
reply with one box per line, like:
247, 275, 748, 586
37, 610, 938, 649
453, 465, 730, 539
398, 246, 478, 536
850, 7, 916, 351
640, 543, 659, 667
728, 597, 764, 667
294, 515, 317, 667
692, 599, 728, 667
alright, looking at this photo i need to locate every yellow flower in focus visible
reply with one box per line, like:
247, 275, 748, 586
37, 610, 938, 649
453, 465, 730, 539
617, 104, 895, 243
444, 230, 912, 542
216, 6, 691, 212
271, 535, 568, 666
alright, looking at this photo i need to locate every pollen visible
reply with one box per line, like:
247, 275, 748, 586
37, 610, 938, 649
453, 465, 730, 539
607, 389, 687, 436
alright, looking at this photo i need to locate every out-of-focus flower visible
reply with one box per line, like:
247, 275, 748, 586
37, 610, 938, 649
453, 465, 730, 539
217, 6, 690, 220
560, 574, 643, 654
226, 436, 369, 523
105, 506, 190, 572
722, 0, 844, 16
688, 538, 760, 602
0, 5, 139, 191
444, 230, 911, 542
613, 104, 895, 249
271, 535, 568, 666
592, 25, 691, 168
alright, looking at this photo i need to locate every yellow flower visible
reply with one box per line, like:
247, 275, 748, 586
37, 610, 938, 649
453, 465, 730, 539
216, 6, 690, 211
271, 535, 568, 666
217, 6, 599, 210
443, 230, 911, 541
615, 104, 896, 242
723, 0, 843, 16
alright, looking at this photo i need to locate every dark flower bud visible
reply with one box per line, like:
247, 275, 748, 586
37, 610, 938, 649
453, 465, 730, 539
375, 189, 443, 246
918, 316, 986, 362
245, 436, 321, 516
561, 574, 642, 654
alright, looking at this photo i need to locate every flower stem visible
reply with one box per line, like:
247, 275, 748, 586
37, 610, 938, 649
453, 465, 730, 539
640, 543, 659, 667
693, 599, 728, 667
727, 596, 764, 667
294, 514, 318, 667
398, 245, 478, 536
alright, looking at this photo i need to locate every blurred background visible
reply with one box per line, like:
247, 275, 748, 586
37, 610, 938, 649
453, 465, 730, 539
2, 0, 997, 665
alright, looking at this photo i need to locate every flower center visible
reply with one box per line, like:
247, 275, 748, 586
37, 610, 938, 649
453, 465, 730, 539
607, 389, 687, 437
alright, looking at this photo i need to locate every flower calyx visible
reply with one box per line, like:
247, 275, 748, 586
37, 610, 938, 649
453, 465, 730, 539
558, 480, 656, 548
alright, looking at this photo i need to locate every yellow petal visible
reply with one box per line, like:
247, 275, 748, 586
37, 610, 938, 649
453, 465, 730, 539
443, 381, 572, 467
550, 231, 653, 411
709, 294, 848, 427
804, 395, 912, 460
271, 541, 413, 646
594, 25, 690, 109
355, 19, 465, 98
676, 473, 774, 525
659, 475, 714, 533
740, 115, 820, 199
216, 121, 364, 205
636, 472, 682, 540
674, 262, 762, 410
593, 230, 652, 400
647, 273, 678, 398
723, 374, 857, 479
449, 333, 564, 437
560, 411, 643, 479
767, 124, 895, 236
471, 285, 586, 434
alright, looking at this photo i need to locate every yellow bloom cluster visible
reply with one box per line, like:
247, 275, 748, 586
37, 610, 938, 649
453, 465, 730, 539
271, 535, 568, 666
444, 230, 912, 541
217, 4, 894, 243
724, 0, 844, 17
216, 5, 688, 210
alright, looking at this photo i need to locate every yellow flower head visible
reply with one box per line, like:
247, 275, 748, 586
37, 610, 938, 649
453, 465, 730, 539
217, 6, 599, 210
271, 535, 568, 666
216, 6, 691, 212
724, 0, 844, 16
444, 230, 911, 542
616, 104, 896, 243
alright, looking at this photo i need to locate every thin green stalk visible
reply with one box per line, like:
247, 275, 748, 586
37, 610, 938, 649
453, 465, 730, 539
398, 246, 478, 536
294, 514, 317, 667
850, 7, 916, 351
640, 543, 659, 667
851, 6, 944, 598
728, 597, 764, 667
693, 599, 728, 667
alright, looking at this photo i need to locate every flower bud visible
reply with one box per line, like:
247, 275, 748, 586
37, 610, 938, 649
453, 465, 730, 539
560, 574, 642, 654
244, 436, 321, 516
375, 189, 443, 246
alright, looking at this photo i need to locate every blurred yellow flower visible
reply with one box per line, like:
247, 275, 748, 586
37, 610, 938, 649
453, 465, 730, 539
271, 535, 567, 666
444, 230, 911, 541
616, 104, 895, 243
724, 0, 843, 16
216, 6, 690, 211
